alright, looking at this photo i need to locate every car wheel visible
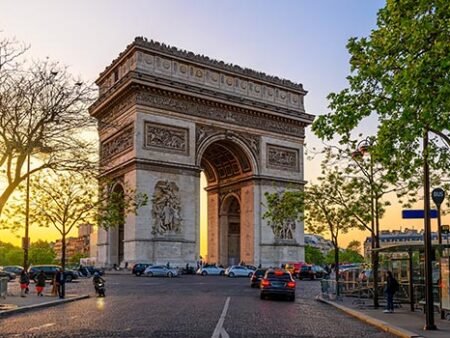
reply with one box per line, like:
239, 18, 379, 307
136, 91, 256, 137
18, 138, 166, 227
202, 271, 207, 276
136, 271, 142, 277
260, 293, 265, 300
167, 272, 173, 278
229, 272, 235, 278
219, 271, 224, 276
66, 275, 73, 282
147, 272, 153, 277
290, 294, 296, 302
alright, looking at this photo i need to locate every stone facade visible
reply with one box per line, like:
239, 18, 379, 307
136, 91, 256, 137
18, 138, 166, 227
90, 37, 314, 268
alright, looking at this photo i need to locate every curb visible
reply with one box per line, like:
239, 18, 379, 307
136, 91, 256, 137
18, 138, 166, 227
316, 296, 424, 338
0, 295, 90, 318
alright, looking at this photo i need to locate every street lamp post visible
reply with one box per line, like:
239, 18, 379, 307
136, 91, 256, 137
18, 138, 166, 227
352, 136, 379, 308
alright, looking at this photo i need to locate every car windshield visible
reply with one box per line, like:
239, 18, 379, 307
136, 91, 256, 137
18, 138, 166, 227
266, 272, 291, 280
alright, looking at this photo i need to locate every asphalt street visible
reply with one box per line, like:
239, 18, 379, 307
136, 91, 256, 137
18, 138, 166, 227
0, 274, 394, 337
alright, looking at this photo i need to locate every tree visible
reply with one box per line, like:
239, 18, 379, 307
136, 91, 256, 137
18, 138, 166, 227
28, 240, 56, 265
26, 172, 147, 272
347, 240, 361, 253
312, 0, 450, 186
0, 241, 22, 265
69, 252, 88, 265
305, 245, 324, 265
0, 35, 96, 216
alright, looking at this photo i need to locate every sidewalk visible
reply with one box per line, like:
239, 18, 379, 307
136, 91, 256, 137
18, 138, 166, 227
317, 295, 450, 338
0, 281, 89, 317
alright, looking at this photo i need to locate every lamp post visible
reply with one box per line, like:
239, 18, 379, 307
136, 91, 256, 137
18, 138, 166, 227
352, 136, 380, 308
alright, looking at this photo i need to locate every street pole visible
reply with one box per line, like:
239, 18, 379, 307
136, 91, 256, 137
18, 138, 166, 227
23, 152, 31, 270
423, 129, 437, 330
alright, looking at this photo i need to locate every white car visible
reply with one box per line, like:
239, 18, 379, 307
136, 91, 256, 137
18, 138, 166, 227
196, 265, 225, 276
225, 265, 254, 278
144, 265, 178, 277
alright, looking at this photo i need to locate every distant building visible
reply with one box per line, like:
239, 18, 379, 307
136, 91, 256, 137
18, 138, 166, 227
54, 224, 93, 263
364, 228, 450, 258
304, 234, 333, 254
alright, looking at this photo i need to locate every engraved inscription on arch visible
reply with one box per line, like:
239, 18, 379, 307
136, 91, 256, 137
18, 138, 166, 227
266, 144, 299, 171
144, 122, 189, 155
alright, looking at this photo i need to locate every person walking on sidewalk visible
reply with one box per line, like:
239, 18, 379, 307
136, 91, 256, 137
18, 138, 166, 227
384, 271, 399, 313
35, 270, 46, 296
19, 269, 30, 297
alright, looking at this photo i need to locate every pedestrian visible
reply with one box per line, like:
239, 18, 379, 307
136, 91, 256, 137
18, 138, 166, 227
55, 268, 65, 299
384, 271, 399, 313
166, 261, 170, 268
19, 269, 30, 297
35, 270, 46, 296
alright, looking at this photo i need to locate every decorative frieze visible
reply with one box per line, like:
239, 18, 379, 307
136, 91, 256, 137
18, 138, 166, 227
137, 91, 304, 138
151, 180, 182, 235
100, 125, 134, 161
144, 122, 189, 155
266, 144, 299, 171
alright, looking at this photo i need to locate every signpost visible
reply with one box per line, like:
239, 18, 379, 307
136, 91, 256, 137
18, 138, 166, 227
432, 188, 446, 320
402, 209, 438, 219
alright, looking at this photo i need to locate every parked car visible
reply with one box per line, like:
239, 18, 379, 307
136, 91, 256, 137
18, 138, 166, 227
225, 265, 254, 278
284, 262, 308, 278
298, 265, 316, 280
260, 269, 296, 301
312, 265, 326, 279
0, 268, 16, 281
250, 268, 267, 288
2, 265, 24, 275
28, 265, 79, 282
132, 263, 152, 276
196, 265, 225, 276
144, 265, 178, 277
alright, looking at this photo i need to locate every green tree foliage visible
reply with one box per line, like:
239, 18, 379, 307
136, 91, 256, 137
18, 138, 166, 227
312, 0, 450, 187
305, 245, 324, 265
347, 240, 362, 253
28, 240, 56, 265
0, 241, 22, 265
69, 252, 88, 265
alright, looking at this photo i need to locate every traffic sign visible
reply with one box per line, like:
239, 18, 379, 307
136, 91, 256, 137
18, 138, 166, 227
402, 209, 438, 219
432, 188, 445, 207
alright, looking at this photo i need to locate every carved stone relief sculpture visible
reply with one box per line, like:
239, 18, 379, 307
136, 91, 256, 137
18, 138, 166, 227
100, 125, 134, 161
144, 122, 188, 154
151, 180, 182, 235
270, 219, 296, 240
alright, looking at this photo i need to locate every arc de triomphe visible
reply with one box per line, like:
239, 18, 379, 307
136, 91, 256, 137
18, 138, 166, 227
90, 37, 314, 268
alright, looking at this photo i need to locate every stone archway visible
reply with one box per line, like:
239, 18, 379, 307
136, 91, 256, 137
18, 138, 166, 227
220, 195, 241, 266
199, 138, 256, 266
109, 183, 125, 266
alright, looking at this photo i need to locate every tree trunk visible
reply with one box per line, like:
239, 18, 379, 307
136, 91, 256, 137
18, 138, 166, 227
334, 244, 340, 297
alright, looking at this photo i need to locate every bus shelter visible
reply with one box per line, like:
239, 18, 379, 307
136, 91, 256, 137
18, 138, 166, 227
373, 243, 450, 316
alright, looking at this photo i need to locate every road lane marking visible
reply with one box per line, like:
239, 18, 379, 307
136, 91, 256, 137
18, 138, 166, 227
212, 297, 230, 338
220, 327, 230, 338
28, 323, 56, 331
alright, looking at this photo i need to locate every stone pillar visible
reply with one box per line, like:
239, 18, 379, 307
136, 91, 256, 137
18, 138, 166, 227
241, 185, 254, 265
207, 191, 219, 263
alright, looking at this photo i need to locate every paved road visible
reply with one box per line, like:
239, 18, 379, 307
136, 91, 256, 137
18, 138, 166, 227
0, 274, 394, 337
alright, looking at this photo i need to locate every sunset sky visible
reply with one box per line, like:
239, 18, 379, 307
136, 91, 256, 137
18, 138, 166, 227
1, 0, 448, 252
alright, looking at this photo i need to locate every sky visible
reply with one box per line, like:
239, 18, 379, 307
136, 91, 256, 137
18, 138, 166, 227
1, 0, 446, 252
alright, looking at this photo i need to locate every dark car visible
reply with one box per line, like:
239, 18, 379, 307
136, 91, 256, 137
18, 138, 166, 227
0, 269, 16, 281
312, 265, 326, 279
250, 268, 267, 288
298, 265, 316, 280
28, 265, 79, 282
260, 269, 296, 301
132, 263, 152, 276
2, 265, 24, 275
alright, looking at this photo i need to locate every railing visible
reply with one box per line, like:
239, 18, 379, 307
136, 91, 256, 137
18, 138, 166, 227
320, 279, 441, 310
0, 277, 7, 299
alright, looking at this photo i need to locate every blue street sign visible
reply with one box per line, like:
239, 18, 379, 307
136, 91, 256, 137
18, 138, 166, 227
402, 209, 438, 219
